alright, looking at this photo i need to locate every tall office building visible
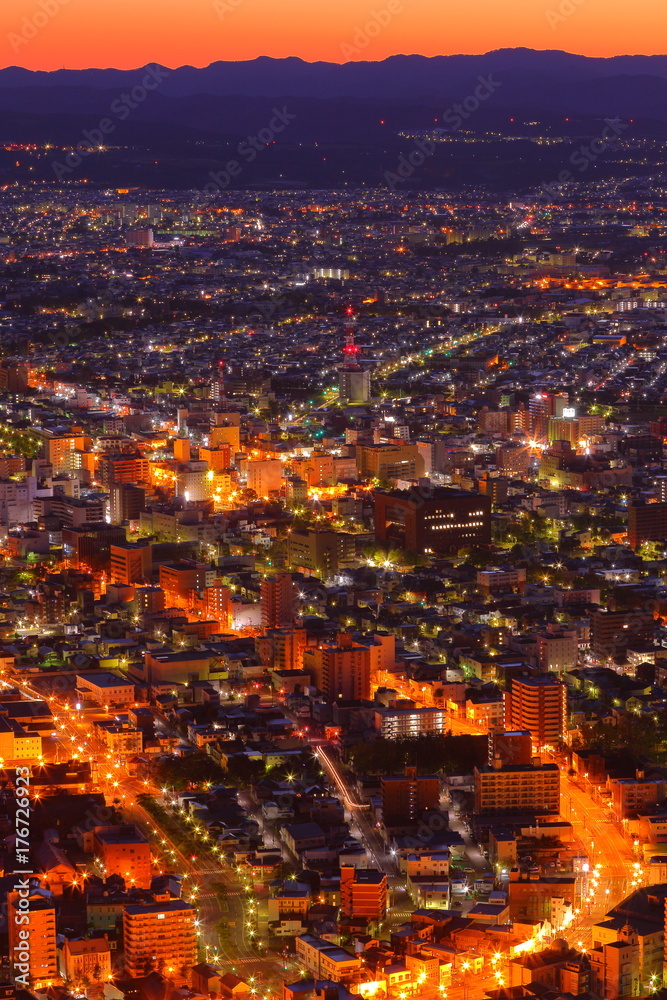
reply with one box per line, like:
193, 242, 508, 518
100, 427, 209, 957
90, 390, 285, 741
260, 573, 296, 629
374, 487, 491, 555
504, 675, 567, 747
109, 482, 146, 525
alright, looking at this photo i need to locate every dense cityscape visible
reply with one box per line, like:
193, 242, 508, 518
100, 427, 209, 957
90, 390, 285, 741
6, 40, 667, 1000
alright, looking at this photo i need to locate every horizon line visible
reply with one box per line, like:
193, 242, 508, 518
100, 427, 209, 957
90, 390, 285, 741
2, 46, 667, 74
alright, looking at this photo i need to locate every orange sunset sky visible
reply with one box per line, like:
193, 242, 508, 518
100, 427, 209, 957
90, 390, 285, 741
2, 0, 665, 70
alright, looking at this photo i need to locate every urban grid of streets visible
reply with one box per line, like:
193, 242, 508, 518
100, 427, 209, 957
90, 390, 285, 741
7, 663, 645, 998
2, 179, 666, 996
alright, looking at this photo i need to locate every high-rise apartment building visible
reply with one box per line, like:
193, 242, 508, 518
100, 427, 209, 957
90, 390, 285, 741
261, 573, 296, 629
110, 542, 152, 586
8, 890, 58, 986
589, 607, 654, 661
122, 892, 197, 979
381, 766, 440, 826
628, 502, 667, 549
303, 632, 371, 700
504, 675, 567, 747
339, 366, 371, 404
110, 483, 146, 524
247, 459, 283, 497
474, 758, 560, 815
98, 452, 150, 487
257, 627, 308, 672
339, 865, 387, 922
537, 627, 579, 673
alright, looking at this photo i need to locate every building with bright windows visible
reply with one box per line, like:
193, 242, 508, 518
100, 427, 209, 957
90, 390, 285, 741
374, 706, 447, 739
474, 758, 560, 815
122, 893, 197, 980
374, 487, 491, 554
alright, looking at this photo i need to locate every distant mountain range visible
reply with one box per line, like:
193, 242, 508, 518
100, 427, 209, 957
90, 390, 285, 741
3, 49, 667, 189
3, 49, 667, 104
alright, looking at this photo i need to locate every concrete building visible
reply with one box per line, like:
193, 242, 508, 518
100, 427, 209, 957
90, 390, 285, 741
589, 607, 654, 661
260, 573, 296, 629
339, 366, 371, 404
8, 890, 58, 987
304, 632, 371, 700
474, 758, 560, 815
247, 459, 283, 497
537, 627, 579, 673
374, 706, 448, 739
110, 541, 152, 586
507, 870, 576, 924
0, 715, 42, 762
257, 627, 307, 672
295, 934, 361, 982
357, 443, 425, 482
59, 937, 112, 984
109, 482, 146, 524
381, 766, 440, 827
487, 728, 533, 766
589, 940, 639, 999
92, 825, 152, 888
122, 893, 197, 980
477, 567, 526, 593
339, 865, 387, 922
591, 884, 667, 997
374, 487, 491, 555
628, 501, 667, 549
287, 527, 356, 577
610, 773, 666, 820
76, 672, 135, 707
504, 675, 567, 746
